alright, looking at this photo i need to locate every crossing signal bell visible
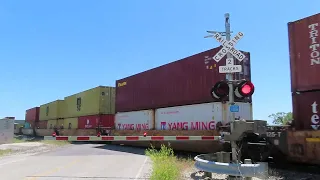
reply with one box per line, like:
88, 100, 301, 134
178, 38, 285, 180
211, 80, 254, 100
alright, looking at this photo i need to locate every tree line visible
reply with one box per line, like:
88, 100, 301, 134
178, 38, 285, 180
268, 112, 293, 125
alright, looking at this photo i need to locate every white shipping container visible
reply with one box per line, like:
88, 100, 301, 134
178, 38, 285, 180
155, 102, 252, 130
115, 110, 155, 130
0, 119, 14, 144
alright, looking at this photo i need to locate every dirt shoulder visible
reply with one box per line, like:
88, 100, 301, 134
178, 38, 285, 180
0, 136, 70, 157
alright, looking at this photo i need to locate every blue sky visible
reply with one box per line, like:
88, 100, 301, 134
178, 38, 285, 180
0, 1, 319, 123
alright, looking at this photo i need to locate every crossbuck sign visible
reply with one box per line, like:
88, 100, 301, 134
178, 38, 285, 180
212, 32, 246, 73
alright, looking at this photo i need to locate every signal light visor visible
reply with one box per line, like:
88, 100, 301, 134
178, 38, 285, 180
211, 81, 229, 99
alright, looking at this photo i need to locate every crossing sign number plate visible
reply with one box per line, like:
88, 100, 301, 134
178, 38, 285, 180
219, 65, 242, 73
229, 104, 239, 112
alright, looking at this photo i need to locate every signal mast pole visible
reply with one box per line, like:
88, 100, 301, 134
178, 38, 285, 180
224, 13, 238, 162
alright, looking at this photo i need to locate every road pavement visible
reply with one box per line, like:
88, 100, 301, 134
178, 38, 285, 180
0, 143, 152, 180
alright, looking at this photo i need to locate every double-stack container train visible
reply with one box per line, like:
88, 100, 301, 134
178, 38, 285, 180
22, 12, 320, 166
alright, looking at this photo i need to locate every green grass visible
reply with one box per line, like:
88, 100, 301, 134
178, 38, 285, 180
0, 149, 12, 157
145, 144, 193, 180
13, 138, 25, 143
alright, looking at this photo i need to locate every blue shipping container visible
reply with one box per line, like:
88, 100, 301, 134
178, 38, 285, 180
24, 122, 31, 128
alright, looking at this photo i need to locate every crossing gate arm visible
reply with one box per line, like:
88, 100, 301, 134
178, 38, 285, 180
44, 136, 221, 141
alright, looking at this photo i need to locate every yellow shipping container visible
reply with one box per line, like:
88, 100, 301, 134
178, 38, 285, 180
39, 100, 65, 121
63, 86, 115, 118
63, 117, 78, 129
47, 120, 57, 129
47, 119, 64, 129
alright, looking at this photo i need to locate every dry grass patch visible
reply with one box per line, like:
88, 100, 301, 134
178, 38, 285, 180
0, 149, 12, 157
12, 137, 70, 146
41, 140, 70, 146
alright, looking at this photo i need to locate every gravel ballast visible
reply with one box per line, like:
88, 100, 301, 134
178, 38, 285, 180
182, 167, 320, 180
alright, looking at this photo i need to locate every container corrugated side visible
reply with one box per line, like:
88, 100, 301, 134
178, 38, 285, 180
25, 107, 40, 122
115, 110, 155, 130
63, 117, 78, 129
47, 119, 58, 129
78, 114, 115, 129
39, 100, 65, 121
115, 47, 251, 112
155, 102, 252, 130
57, 119, 64, 129
64, 86, 115, 118
292, 91, 320, 130
100, 114, 115, 128
35, 120, 48, 129
288, 13, 320, 92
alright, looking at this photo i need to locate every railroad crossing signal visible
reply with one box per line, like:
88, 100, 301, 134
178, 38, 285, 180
211, 80, 255, 100
208, 31, 246, 74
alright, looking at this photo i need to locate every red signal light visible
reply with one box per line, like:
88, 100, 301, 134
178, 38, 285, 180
52, 132, 56, 137
143, 132, 147, 137
241, 84, 252, 95
211, 81, 229, 99
235, 81, 254, 98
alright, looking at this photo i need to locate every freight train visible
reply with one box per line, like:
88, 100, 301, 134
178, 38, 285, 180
237, 13, 320, 166
21, 13, 320, 165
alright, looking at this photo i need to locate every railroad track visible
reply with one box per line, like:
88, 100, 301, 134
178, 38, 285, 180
267, 160, 320, 180
269, 161, 320, 174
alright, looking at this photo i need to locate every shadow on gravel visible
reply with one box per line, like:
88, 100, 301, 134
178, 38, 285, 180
268, 167, 319, 180
93, 144, 146, 155
190, 171, 224, 180
70, 141, 106, 145
92, 143, 198, 160
69, 141, 198, 160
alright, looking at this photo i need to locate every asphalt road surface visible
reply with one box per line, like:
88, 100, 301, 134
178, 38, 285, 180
0, 143, 152, 180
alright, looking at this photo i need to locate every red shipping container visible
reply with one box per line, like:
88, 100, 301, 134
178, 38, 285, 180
35, 120, 48, 129
292, 91, 320, 130
288, 13, 320, 92
28, 121, 36, 128
115, 47, 251, 112
78, 114, 115, 129
25, 107, 40, 122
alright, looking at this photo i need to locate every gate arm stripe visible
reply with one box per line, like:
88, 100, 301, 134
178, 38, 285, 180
44, 136, 221, 141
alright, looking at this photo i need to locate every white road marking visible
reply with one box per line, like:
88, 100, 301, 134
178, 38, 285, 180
134, 156, 148, 180
0, 158, 27, 166
0, 151, 49, 167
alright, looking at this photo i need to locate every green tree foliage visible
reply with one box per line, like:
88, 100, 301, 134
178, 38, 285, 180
268, 112, 293, 125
